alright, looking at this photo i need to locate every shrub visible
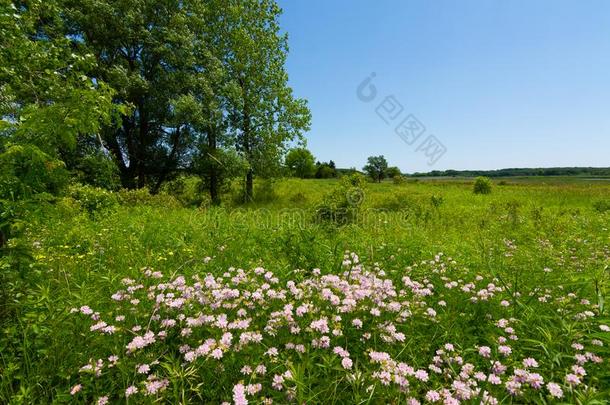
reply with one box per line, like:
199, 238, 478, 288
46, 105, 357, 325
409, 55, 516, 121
315, 174, 367, 225
73, 153, 121, 191
0, 144, 69, 200
473, 176, 492, 194
392, 175, 405, 185
68, 184, 118, 215
430, 194, 444, 209
117, 188, 181, 208
161, 175, 208, 207
593, 199, 610, 213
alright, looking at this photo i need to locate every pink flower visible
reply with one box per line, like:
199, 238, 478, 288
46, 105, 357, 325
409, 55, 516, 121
547, 382, 563, 398
211, 348, 223, 359
97, 396, 109, 405
137, 364, 150, 374
272, 374, 284, 390
522, 358, 538, 368
233, 383, 248, 405
125, 386, 138, 397
425, 390, 441, 402
414, 369, 429, 382
498, 345, 512, 356
478, 346, 491, 358
70, 384, 82, 395
341, 357, 353, 369
565, 373, 580, 386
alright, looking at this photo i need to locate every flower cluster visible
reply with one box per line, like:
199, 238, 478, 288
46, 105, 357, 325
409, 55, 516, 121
69, 252, 608, 403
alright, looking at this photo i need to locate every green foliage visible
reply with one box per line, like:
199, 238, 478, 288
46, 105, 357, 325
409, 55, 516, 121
392, 174, 405, 185
315, 161, 337, 179
0, 144, 69, 200
1, 179, 610, 403
116, 188, 181, 209
363, 155, 389, 183
316, 174, 367, 224
473, 176, 493, 194
68, 184, 118, 215
593, 199, 610, 213
73, 153, 121, 191
385, 166, 402, 179
161, 176, 211, 208
285, 147, 316, 178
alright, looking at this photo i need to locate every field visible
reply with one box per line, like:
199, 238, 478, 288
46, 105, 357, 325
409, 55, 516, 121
1, 177, 610, 404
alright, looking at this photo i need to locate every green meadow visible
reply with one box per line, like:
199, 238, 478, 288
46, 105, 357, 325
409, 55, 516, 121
1, 178, 609, 403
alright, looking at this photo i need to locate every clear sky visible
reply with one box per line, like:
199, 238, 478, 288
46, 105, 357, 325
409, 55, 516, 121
278, 0, 610, 173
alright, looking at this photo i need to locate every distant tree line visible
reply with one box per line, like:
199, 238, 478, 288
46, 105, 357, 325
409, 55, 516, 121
411, 167, 610, 178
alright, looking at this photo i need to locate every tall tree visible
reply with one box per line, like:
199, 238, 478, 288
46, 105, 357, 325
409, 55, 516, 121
224, 0, 311, 201
65, 0, 210, 190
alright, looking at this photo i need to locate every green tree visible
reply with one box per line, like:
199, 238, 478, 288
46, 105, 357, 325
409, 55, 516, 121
65, 0, 211, 190
225, 0, 311, 201
386, 166, 402, 179
363, 155, 389, 183
0, 0, 123, 247
285, 147, 316, 178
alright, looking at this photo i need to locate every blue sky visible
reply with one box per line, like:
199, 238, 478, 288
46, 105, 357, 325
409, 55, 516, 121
278, 0, 610, 173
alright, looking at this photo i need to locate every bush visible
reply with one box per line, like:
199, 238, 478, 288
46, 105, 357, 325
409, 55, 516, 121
0, 144, 69, 200
593, 199, 610, 213
392, 175, 405, 185
68, 184, 118, 215
316, 173, 366, 224
73, 153, 121, 191
161, 175, 209, 207
117, 188, 181, 208
473, 176, 492, 194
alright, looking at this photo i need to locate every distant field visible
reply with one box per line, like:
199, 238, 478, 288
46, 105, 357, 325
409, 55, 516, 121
410, 175, 610, 185
1, 178, 609, 403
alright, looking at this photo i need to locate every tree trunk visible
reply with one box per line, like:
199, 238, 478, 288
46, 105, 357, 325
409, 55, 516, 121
242, 89, 253, 202
208, 126, 220, 205
245, 169, 253, 203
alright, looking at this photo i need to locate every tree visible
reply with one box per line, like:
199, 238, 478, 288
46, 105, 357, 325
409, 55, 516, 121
315, 161, 337, 178
224, 0, 311, 201
65, 0, 211, 190
285, 147, 315, 178
363, 155, 388, 182
0, 0, 123, 247
386, 166, 402, 179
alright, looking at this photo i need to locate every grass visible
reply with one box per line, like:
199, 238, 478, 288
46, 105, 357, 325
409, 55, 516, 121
1, 177, 609, 403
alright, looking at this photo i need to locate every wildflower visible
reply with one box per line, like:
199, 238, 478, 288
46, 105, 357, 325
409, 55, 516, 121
425, 390, 441, 402
272, 374, 284, 390
498, 345, 512, 356
233, 383, 248, 405
414, 369, 429, 382
125, 386, 138, 397
70, 384, 82, 395
478, 346, 491, 358
137, 364, 150, 374
97, 396, 109, 405
565, 373, 580, 386
547, 382, 563, 398
522, 358, 539, 368
211, 348, 223, 359
600, 325, 610, 332
342, 357, 353, 369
